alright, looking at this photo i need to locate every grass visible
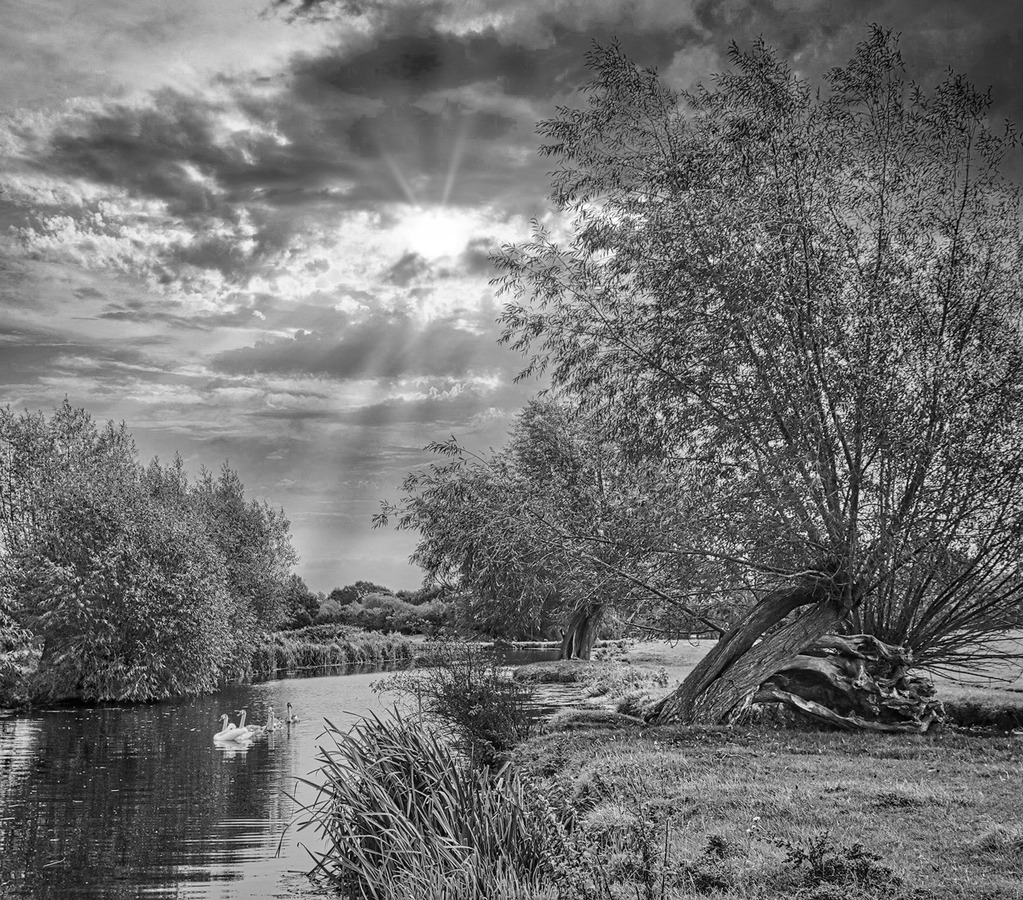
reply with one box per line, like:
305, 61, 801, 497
511, 722, 1023, 898
250, 624, 427, 681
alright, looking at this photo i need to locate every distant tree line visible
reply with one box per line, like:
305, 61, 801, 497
0, 402, 297, 704
283, 577, 452, 635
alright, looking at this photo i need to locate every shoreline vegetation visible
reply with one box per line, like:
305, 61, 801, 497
0, 622, 566, 709
302, 639, 1023, 900
248, 626, 568, 682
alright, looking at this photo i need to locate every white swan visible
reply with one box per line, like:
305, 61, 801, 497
285, 702, 299, 724
236, 707, 276, 736
214, 713, 252, 742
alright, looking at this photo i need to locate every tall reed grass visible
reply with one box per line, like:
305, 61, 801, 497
295, 712, 571, 899
250, 625, 423, 681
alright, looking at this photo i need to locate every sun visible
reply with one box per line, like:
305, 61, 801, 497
396, 206, 475, 261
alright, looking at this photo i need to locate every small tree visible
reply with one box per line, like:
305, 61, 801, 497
496, 30, 1023, 724
281, 573, 320, 629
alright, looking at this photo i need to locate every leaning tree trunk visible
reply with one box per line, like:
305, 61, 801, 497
754, 634, 943, 732
560, 602, 604, 660
646, 576, 852, 725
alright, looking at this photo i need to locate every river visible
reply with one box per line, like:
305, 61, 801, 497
0, 651, 566, 899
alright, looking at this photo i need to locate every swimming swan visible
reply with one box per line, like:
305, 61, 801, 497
285, 703, 299, 724
214, 714, 252, 742
236, 707, 277, 736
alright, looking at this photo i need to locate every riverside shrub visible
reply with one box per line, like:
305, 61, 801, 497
378, 641, 535, 765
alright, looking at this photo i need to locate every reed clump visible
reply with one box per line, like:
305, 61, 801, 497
296, 712, 578, 900
250, 625, 422, 680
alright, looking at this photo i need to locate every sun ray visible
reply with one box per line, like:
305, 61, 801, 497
379, 151, 418, 205
440, 118, 468, 207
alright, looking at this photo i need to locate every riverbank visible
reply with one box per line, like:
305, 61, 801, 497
504, 640, 1023, 898
511, 722, 1023, 899
1, 626, 435, 708
250, 624, 425, 681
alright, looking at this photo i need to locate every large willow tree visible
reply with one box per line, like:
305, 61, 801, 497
496, 29, 1023, 724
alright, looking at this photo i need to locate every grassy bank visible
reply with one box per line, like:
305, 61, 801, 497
510, 640, 1023, 897
301, 637, 1023, 898
251, 624, 428, 681
511, 724, 1023, 899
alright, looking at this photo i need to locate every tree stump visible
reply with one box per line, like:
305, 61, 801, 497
752, 634, 944, 733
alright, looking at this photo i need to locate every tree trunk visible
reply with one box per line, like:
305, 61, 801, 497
560, 603, 604, 660
754, 634, 944, 732
646, 576, 852, 725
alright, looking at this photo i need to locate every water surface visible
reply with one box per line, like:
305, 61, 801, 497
0, 651, 564, 899
1, 671, 415, 899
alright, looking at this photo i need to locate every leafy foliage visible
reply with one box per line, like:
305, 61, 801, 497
378, 641, 536, 765
494, 30, 1023, 670
0, 402, 298, 702
378, 400, 718, 643
316, 591, 452, 634
280, 573, 320, 630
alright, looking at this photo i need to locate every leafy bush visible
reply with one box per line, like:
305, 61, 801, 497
0, 403, 298, 703
777, 832, 900, 894
378, 642, 535, 766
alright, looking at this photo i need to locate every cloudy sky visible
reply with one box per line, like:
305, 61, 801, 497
1, 0, 1020, 592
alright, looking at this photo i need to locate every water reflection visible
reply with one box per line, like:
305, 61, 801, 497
0, 678, 361, 899
0, 650, 561, 899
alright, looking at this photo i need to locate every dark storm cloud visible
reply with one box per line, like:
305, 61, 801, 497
383, 252, 432, 286
0, 334, 153, 387
31, 28, 562, 223
246, 407, 339, 421
211, 313, 513, 380
95, 289, 362, 334
280, 0, 1023, 124
97, 298, 270, 331
291, 29, 585, 101
679, 0, 1023, 124
460, 237, 500, 275
41, 91, 259, 221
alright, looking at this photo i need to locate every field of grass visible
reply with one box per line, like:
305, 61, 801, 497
512, 723, 1023, 899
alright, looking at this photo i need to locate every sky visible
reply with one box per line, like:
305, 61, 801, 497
1, 0, 1021, 592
